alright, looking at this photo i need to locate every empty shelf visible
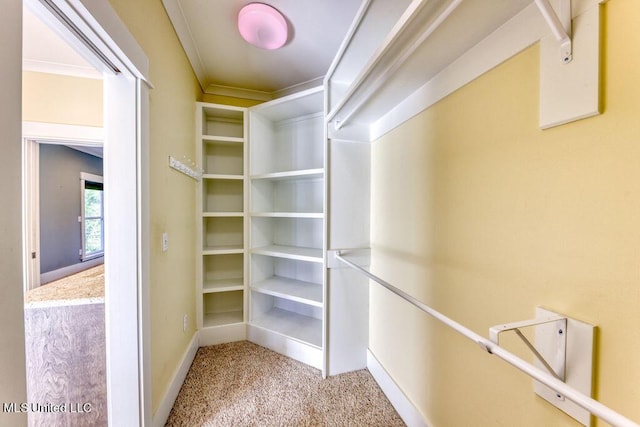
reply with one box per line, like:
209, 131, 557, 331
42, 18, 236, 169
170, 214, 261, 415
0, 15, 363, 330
251, 308, 322, 348
251, 212, 323, 219
250, 169, 324, 181
203, 245, 244, 255
203, 310, 244, 328
251, 245, 323, 263
252, 276, 322, 307
202, 135, 244, 144
203, 212, 244, 217
202, 174, 244, 180
203, 278, 244, 293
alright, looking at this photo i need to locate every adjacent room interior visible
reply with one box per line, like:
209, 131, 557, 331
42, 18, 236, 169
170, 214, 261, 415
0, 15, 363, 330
21, 5, 107, 425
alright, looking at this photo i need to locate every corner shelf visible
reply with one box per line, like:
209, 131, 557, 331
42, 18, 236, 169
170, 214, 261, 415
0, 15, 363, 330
251, 212, 324, 219
196, 102, 248, 344
251, 308, 322, 348
203, 246, 244, 255
202, 174, 243, 180
202, 135, 243, 143
203, 278, 244, 293
252, 276, 323, 307
250, 168, 324, 181
203, 310, 244, 328
203, 212, 243, 218
248, 86, 326, 371
251, 245, 323, 263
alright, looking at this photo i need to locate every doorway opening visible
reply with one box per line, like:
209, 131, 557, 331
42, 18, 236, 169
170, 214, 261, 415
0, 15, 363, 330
20, 0, 150, 424
22, 5, 107, 423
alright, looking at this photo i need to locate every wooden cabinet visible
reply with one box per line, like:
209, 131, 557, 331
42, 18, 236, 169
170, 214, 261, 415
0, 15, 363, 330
247, 87, 326, 370
196, 103, 248, 344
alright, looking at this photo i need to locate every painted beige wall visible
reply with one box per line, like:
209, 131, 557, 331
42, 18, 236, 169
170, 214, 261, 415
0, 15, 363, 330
107, 0, 201, 415
370, 1, 640, 426
22, 71, 103, 127
0, 1, 27, 425
201, 93, 263, 108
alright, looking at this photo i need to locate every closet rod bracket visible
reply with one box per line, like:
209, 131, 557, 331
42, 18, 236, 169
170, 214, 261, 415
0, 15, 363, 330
535, 0, 572, 63
490, 314, 567, 383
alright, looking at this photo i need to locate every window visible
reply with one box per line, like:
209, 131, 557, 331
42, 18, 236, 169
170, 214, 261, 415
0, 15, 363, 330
81, 172, 104, 260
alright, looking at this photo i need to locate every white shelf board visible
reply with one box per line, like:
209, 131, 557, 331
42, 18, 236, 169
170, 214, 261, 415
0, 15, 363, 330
249, 86, 324, 123
203, 212, 244, 218
202, 135, 244, 144
203, 310, 244, 328
251, 307, 322, 348
251, 212, 323, 219
327, 0, 533, 138
202, 173, 244, 180
203, 245, 244, 255
251, 245, 323, 263
252, 276, 322, 307
250, 168, 324, 181
203, 278, 244, 293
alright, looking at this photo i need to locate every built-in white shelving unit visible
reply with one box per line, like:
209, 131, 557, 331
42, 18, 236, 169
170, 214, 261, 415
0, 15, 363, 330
248, 86, 326, 370
196, 102, 248, 345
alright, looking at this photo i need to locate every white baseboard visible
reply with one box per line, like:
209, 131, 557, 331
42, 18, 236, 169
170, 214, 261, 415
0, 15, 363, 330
367, 350, 429, 427
152, 333, 199, 427
40, 257, 104, 284
247, 324, 323, 370
199, 323, 247, 347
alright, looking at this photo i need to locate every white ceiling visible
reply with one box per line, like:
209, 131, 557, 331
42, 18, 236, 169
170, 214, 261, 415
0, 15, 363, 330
24, 0, 362, 98
23, 5, 101, 79
163, 0, 363, 98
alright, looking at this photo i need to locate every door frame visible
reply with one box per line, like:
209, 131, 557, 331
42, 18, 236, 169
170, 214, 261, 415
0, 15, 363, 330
23, 0, 152, 424
22, 122, 105, 292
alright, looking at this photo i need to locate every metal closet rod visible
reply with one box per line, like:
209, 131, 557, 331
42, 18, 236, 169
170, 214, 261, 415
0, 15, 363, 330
334, 251, 640, 427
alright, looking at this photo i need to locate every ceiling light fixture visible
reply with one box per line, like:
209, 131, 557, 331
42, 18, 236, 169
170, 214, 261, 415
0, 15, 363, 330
238, 3, 288, 50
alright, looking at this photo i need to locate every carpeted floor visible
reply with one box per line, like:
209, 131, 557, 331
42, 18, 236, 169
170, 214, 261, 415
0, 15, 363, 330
166, 341, 405, 426
25, 264, 104, 304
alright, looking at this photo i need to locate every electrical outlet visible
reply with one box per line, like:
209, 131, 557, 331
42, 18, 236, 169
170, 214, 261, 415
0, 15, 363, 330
162, 232, 169, 252
183, 314, 188, 332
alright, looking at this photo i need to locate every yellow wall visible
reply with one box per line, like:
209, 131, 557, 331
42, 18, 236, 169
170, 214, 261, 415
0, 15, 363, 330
201, 93, 263, 108
107, 0, 202, 415
370, 1, 640, 426
22, 71, 103, 127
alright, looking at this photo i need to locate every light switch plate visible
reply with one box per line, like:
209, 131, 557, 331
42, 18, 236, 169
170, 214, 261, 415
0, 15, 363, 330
162, 232, 169, 252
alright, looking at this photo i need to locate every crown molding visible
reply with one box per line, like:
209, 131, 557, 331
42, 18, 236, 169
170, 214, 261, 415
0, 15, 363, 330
23, 58, 103, 79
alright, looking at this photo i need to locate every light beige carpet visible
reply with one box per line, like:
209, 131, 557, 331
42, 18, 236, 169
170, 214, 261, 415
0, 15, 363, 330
166, 341, 405, 426
25, 264, 104, 304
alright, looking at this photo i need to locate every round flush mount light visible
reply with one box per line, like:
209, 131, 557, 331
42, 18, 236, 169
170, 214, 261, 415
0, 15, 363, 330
238, 3, 288, 50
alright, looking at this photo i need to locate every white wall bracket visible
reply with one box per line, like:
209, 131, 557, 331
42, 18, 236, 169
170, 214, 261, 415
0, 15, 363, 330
539, 0, 601, 129
490, 314, 567, 382
535, 0, 572, 63
491, 307, 595, 426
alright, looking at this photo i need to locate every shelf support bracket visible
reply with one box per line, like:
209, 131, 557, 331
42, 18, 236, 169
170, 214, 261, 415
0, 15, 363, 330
535, 0, 572, 63
490, 315, 567, 383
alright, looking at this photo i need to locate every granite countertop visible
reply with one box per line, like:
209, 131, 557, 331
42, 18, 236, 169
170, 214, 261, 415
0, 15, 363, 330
24, 264, 105, 308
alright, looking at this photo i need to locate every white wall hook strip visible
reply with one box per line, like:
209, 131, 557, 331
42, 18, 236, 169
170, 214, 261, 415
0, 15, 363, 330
169, 156, 201, 181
